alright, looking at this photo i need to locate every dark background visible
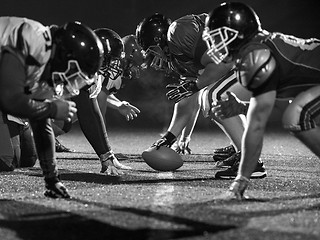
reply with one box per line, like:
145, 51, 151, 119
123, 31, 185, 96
1, 0, 320, 130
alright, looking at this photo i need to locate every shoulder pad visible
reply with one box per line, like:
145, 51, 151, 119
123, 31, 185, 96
236, 48, 276, 90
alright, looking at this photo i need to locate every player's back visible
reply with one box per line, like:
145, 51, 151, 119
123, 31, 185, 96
0, 16, 52, 97
167, 14, 208, 77
240, 31, 320, 98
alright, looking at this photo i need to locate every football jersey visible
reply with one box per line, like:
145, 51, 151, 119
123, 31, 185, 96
0, 17, 52, 97
89, 73, 122, 98
167, 14, 208, 77
238, 31, 320, 98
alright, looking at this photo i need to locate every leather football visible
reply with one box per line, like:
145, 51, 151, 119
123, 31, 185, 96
142, 146, 183, 171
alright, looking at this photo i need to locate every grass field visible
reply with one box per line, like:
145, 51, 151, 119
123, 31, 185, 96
0, 125, 320, 240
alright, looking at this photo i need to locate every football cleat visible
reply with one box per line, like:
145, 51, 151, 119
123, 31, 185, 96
44, 179, 70, 199
215, 151, 240, 168
212, 145, 236, 161
55, 138, 75, 153
215, 158, 267, 179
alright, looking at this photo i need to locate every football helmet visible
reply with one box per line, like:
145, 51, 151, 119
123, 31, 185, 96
94, 28, 125, 80
136, 13, 172, 71
202, 2, 261, 64
50, 21, 104, 99
121, 34, 146, 80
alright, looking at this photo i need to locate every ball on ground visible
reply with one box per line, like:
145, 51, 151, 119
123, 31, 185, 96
142, 146, 183, 171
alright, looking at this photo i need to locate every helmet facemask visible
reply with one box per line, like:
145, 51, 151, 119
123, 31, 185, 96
202, 26, 239, 64
144, 45, 168, 71
99, 56, 124, 80
52, 60, 94, 99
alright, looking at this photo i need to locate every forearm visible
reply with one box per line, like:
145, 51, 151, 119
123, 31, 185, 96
1, 94, 56, 120
0, 52, 56, 120
106, 94, 123, 109
239, 125, 264, 179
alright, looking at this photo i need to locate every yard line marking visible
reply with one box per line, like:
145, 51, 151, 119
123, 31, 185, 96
153, 172, 175, 206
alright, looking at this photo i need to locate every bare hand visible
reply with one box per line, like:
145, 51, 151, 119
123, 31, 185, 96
52, 99, 77, 122
118, 101, 141, 121
172, 137, 192, 155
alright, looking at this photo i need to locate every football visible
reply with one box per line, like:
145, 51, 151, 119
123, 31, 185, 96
142, 146, 183, 171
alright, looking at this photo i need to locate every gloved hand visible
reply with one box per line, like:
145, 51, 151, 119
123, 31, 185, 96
173, 137, 192, 155
150, 131, 177, 150
166, 80, 200, 103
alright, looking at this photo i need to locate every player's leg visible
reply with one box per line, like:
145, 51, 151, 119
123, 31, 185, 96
19, 122, 38, 167
172, 92, 201, 154
282, 86, 320, 157
201, 76, 249, 162
203, 76, 267, 178
0, 111, 18, 171
30, 118, 70, 198
150, 92, 201, 149
168, 92, 201, 137
52, 118, 75, 152
96, 88, 108, 122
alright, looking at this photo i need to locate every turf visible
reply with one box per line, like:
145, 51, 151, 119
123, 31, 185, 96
0, 126, 319, 240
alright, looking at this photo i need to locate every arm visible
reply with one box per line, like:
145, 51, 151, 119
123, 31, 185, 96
0, 52, 76, 121
239, 91, 276, 179
106, 94, 141, 121
166, 61, 235, 102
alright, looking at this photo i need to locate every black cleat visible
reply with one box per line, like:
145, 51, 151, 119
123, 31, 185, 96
212, 145, 236, 162
55, 138, 75, 153
215, 152, 241, 168
44, 180, 70, 199
215, 159, 267, 179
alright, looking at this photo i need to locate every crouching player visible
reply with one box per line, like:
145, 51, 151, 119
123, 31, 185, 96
203, 2, 320, 199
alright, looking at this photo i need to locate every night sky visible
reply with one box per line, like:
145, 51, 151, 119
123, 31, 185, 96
1, 0, 320, 38
1, 0, 319, 128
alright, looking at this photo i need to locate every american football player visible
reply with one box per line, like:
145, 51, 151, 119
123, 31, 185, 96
93, 30, 141, 124
52, 30, 142, 169
0, 17, 104, 198
136, 13, 266, 178
203, 2, 320, 199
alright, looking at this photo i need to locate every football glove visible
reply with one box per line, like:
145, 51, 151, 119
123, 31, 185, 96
166, 81, 200, 103
151, 131, 177, 150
